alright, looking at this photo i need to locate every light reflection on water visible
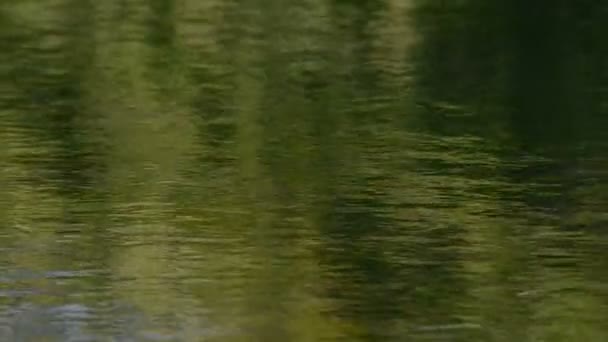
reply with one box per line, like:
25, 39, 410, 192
1, 0, 608, 341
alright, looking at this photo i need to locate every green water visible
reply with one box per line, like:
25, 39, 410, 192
1, 1, 608, 341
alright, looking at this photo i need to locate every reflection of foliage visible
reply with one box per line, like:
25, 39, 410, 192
0, 0, 607, 340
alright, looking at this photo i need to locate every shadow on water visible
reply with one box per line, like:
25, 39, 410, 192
0, 0, 608, 340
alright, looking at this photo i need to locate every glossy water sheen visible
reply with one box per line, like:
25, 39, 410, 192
1, 1, 608, 341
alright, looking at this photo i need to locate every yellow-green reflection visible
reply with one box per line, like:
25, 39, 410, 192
0, 0, 608, 340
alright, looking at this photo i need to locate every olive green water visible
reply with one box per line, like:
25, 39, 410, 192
1, 1, 608, 341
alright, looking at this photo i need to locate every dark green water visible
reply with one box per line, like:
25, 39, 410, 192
1, 1, 608, 341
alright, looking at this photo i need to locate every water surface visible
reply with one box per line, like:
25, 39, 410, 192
1, 1, 608, 341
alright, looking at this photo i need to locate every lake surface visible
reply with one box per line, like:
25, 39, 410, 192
1, 1, 608, 341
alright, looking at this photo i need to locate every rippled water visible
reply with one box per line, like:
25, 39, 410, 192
1, 1, 608, 341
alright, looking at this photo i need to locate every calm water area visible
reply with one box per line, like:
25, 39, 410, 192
1, 1, 608, 341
